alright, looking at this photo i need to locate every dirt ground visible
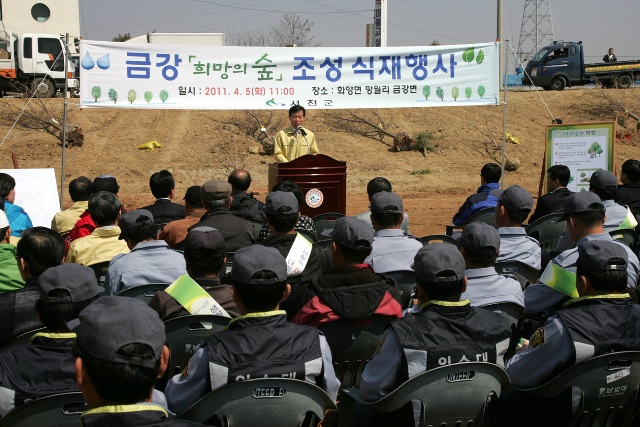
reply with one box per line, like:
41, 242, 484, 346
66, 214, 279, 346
1, 87, 639, 237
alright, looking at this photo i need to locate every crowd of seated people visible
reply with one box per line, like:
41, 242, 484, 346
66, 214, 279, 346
0, 162, 639, 426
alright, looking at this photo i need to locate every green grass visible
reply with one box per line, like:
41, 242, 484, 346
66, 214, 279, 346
411, 169, 431, 175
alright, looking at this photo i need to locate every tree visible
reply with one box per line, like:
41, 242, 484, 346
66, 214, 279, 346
127, 89, 136, 104
451, 86, 459, 101
159, 90, 169, 103
91, 86, 101, 102
465, 87, 472, 100
112, 33, 131, 42
436, 87, 444, 101
108, 88, 118, 103
144, 91, 153, 103
422, 85, 431, 100
231, 14, 319, 47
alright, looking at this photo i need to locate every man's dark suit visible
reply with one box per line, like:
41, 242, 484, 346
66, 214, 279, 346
616, 182, 640, 218
528, 187, 573, 223
189, 207, 255, 252
141, 199, 186, 226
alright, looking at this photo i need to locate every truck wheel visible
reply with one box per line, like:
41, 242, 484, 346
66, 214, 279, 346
31, 78, 56, 98
550, 77, 566, 91
616, 75, 633, 89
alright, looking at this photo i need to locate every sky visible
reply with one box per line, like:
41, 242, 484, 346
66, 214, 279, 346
79, 0, 640, 66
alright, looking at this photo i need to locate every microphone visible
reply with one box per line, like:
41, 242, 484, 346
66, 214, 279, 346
299, 128, 307, 137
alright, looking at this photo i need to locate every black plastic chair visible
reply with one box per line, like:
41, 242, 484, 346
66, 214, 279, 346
495, 261, 540, 290
312, 212, 345, 241
88, 260, 110, 288
526, 212, 567, 252
446, 207, 498, 236
339, 362, 510, 427
164, 315, 230, 376
318, 315, 391, 389
219, 252, 235, 279
384, 270, 416, 310
0, 326, 46, 351
0, 392, 87, 427
512, 351, 640, 427
178, 378, 337, 427
115, 283, 168, 301
483, 302, 525, 359
249, 219, 265, 241
419, 234, 460, 247
610, 228, 638, 250
313, 239, 332, 257
297, 228, 319, 243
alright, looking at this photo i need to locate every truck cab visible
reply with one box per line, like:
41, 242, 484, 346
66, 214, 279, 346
522, 41, 583, 90
0, 30, 78, 97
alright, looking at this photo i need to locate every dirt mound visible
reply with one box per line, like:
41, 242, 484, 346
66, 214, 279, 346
1, 87, 639, 236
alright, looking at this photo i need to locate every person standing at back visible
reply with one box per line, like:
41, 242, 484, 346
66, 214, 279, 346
274, 105, 319, 163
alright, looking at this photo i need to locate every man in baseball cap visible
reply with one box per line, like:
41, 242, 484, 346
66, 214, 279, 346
165, 245, 340, 414
150, 226, 240, 320
524, 191, 640, 318
260, 191, 330, 317
359, 243, 512, 426
492, 185, 541, 271
364, 191, 422, 274
500, 239, 640, 427
589, 169, 637, 233
290, 217, 402, 325
104, 209, 186, 295
458, 221, 524, 308
0, 264, 102, 416
190, 180, 255, 252
69, 296, 198, 426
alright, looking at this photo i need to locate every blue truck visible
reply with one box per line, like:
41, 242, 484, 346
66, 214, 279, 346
522, 41, 640, 90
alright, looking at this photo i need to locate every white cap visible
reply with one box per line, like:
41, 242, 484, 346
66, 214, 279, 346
0, 210, 9, 229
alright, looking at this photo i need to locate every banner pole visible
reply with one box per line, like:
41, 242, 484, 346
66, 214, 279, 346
501, 38, 509, 189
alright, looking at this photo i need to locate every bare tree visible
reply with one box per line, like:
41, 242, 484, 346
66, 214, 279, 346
471, 113, 519, 171
231, 14, 319, 47
321, 110, 395, 145
221, 110, 287, 154
112, 33, 132, 42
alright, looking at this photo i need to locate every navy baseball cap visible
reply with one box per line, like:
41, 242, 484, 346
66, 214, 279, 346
412, 244, 465, 283
331, 217, 374, 249
265, 191, 299, 215
230, 245, 288, 285
370, 191, 404, 214
118, 209, 155, 239
459, 222, 500, 257
38, 264, 104, 303
576, 240, 628, 272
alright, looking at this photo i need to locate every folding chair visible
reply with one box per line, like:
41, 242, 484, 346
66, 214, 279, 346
512, 351, 640, 426
88, 260, 110, 288
526, 212, 567, 252
0, 392, 87, 427
610, 228, 638, 250
339, 362, 510, 427
318, 315, 391, 389
312, 212, 345, 241
446, 207, 497, 236
115, 283, 168, 302
495, 261, 540, 290
384, 270, 416, 310
164, 314, 230, 376
178, 378, 337, 427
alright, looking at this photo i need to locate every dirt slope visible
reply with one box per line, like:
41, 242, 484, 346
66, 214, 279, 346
1, 87, 639, 236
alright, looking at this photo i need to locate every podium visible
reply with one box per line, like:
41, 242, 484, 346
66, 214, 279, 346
268, 154, 347, 218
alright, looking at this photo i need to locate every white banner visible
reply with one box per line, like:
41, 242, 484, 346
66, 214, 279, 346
79, 40, 499, 110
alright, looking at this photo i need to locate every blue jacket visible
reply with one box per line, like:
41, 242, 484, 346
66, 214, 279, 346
452, 183, 499, 226
4, 202, 33, 237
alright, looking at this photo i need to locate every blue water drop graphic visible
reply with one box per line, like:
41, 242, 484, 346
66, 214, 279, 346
81, 52, 95, 70
97, 54, 110, 70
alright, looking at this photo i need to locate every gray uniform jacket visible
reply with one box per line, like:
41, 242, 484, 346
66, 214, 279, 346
461, 267, 525, 308
524, 233, 640, 316
496, 227, 541, 271
365, 229, 423, 274
603, 200, 634, 232
105, 240, 187, 295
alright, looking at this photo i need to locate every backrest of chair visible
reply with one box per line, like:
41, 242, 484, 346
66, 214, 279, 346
355, 362, 508, 426
495, 261, 539, 290
313, 239, 332, 257
219, 252, 234, 279
465, 208, 498, 228
0, 326, 47, 351
526, 212, 567, 251
318, 315, 391, 388
522, 351, 640, 427
420, 234, 460, 247
610, 229, 637, 250
312, 212, 345, 241
250, 219, 265, 241
297, 228, 319, 243
179, 378, 337, 426
115, 283, 168, 301
384, 270, 416, 309
0, 392, 87, 427
164, 315, 230, 375
88, 261, 110, 288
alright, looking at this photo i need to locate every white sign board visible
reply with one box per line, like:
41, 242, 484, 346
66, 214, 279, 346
0, 169, 60, 228
80, 40, 499, 110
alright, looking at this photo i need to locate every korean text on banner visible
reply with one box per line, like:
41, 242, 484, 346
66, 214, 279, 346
80, 41, 499, 110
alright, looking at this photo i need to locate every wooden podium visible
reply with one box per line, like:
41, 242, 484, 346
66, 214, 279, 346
268, 154, 347, 217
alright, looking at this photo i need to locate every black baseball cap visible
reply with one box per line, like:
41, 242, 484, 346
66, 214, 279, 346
118, 209, 155, 239
184, 226, 227, 261
412, 244, 465, 283
68, 296, 165, 368
38, 264, 104, 303
557, 192, 605, 221
459, 222, 500, 258
491, 185, 533, 212
589, 169, 618, 190
370, 191, 404, 214
576, 240, 628, 272
230, 245, 288, 285
330, 217, 374, 249
265, 191, 299, 215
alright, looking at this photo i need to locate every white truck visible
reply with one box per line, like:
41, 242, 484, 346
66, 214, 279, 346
0, 30, 78, 98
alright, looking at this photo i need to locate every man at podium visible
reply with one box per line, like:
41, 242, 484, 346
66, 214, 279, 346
274, 105, 319, 163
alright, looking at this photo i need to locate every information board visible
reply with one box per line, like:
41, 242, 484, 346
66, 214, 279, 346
545, 122, 615, 193
0, 168, 60, 228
